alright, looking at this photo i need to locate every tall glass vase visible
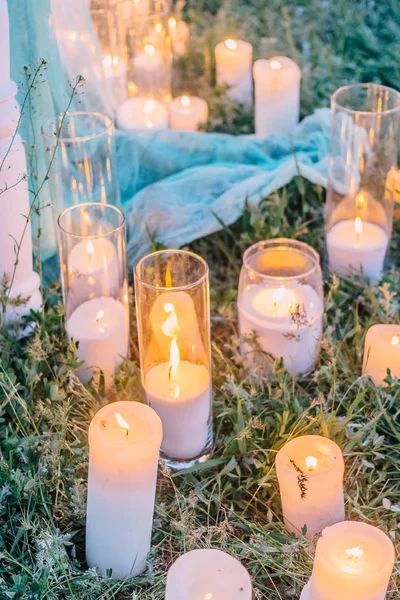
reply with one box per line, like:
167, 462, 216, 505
325, 83, 400, 283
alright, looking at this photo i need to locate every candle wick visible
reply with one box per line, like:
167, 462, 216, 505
168, 364, 172, 381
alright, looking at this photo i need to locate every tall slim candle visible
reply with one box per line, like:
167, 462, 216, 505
215, 39, 253, 106
86, 401, 162, 578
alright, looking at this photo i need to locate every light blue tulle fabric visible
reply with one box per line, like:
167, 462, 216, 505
7, 0, 330, 266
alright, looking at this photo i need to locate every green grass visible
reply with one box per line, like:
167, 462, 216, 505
1, 0, 400, 598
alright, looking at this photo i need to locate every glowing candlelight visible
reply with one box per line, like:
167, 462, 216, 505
306, 455, 318, 471
363, 324, 400, 385
215, 38, 253, 105
225, 38, 238, 50
115, 411, 130, 436
181, 95, 191, 107
354, 216, 363, 246
170, 94, 209, 131
392, 335, 399, 345
270, 59, 281, 70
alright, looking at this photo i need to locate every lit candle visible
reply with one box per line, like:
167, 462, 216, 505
86, 401, 162, 578
168, 17, 190, 57
215, 38, 253, 106
276, 435, 345, 538
253, 56, 301, 137
362, 324, 400, 385
133, 43, 164, 89
101, 53, 128, 105
116, 97, 169, 131
169, 95, 208, 131
66, 296, 129, 387
144, 300, 211, 461
165, 549, 252, 599
239, 283, 323, 376
66, 237, 119, 307
326, 216, 388, 282
300, 521, 395, 600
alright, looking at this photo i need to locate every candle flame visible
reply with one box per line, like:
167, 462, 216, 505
181, 95, 191, 107
204, 595, 212, 600
103, 54, 113, 69
270, 59, 281, 70
345, 546, 363, 559
392, 335, 399, 345
356, 192, 365, 208
354, 217, 363, 235
115, 412, 130, 436
168, 17, 177, 29
225, 38, 238, 50
272, 285, 286, 313
96, 310, 105, 322
144, 99, 156, 115
169, 336, 180, 378
144, 44, 156, 56
155, 22, 162, 32
162, 304, 181, 392
305, 456, 318, 471
162, 303, 179, 337
86, 240, 94, 255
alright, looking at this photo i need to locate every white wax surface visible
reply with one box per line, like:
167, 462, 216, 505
165, 549, 252, 600
169, 96, 208, 131
253, 56, 301, 137
327, 219, 388, 282
144, 360, 211, 459
133, 49, 164, 90
67, 237, 119, 307
276, 435, 345, 538
215, 39, 253, 106
238, 283, 323, 376
66, 296, 129, 387
116, 97, 169, 131
86, 401, 162, 578
308, 521, 395, 600
362, 324, 400, 386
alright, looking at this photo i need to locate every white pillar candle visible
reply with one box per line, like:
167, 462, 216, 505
326, 218, 388, 282
276, 435, 345, 539
238, 283, 323, 376
253, 56, 301, 137
169, 95, 208, 131
102, 54, 128, 106
66, 296, 129, 387
86, 400, 162, 579
300, 521, 395, 600
116, 97, 169, 131
168, 17, 190, 57
165, 549, 252, 599
133, 43, 164, 88
215, 39, 253, 106
144, 300, 211, 460
67, 237, 119, 307
362, 324, 400, 385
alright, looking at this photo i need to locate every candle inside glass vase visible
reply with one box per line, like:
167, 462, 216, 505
238, 239, 323, 377
135, 250, 213, 469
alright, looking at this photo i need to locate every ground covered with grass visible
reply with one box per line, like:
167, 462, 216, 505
1, 0, 400, 598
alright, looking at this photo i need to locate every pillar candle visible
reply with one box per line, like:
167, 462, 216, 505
300, 521, 395, 600
168, 17, 190, 57
102, 54, 128, 106
86, 401, 162, 579
169, 95, 208, 131
133, 43, 164, 88
66, 296, 129, 387
362, 324, 400, 385
253, 56, 301, 137
116, 97, 169, 131
276, 435, 345, 538
238, 283, 323, 376
165, 549, 253, 599
215, 39, 253, 106
326, 218, 388, 282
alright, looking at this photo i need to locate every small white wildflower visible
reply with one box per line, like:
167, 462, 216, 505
382, 498, 391, 510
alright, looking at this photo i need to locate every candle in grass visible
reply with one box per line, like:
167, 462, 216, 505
86, 401, 162, 579
215, 38, 253, 106
300, 521, 395, 600
362, 324, 400, 385
275, 435, 345, 539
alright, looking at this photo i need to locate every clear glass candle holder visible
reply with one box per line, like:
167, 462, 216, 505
238, 239, 323, 378
58, 203, 129, 389
326, 83, 400, 283
42, 112, 120, 255
134, 249, 212, 469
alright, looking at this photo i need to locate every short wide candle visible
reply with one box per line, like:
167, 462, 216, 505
301, 521, 395, 600
215, 39, 253, 105
276, 435, 345, 538
165, 549, 252, 600
253, 56, 301, 137
86, 401, 162, 578
116, 97, 169, 131
169, 95, 208, 131
326, 218, 388, 282
362, 324, 400, 385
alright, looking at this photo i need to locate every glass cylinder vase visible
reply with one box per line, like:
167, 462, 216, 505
58, 203, 129, 389
238, 239, 323, 378
134, 250, 212, 469
326, 83, 400, 283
